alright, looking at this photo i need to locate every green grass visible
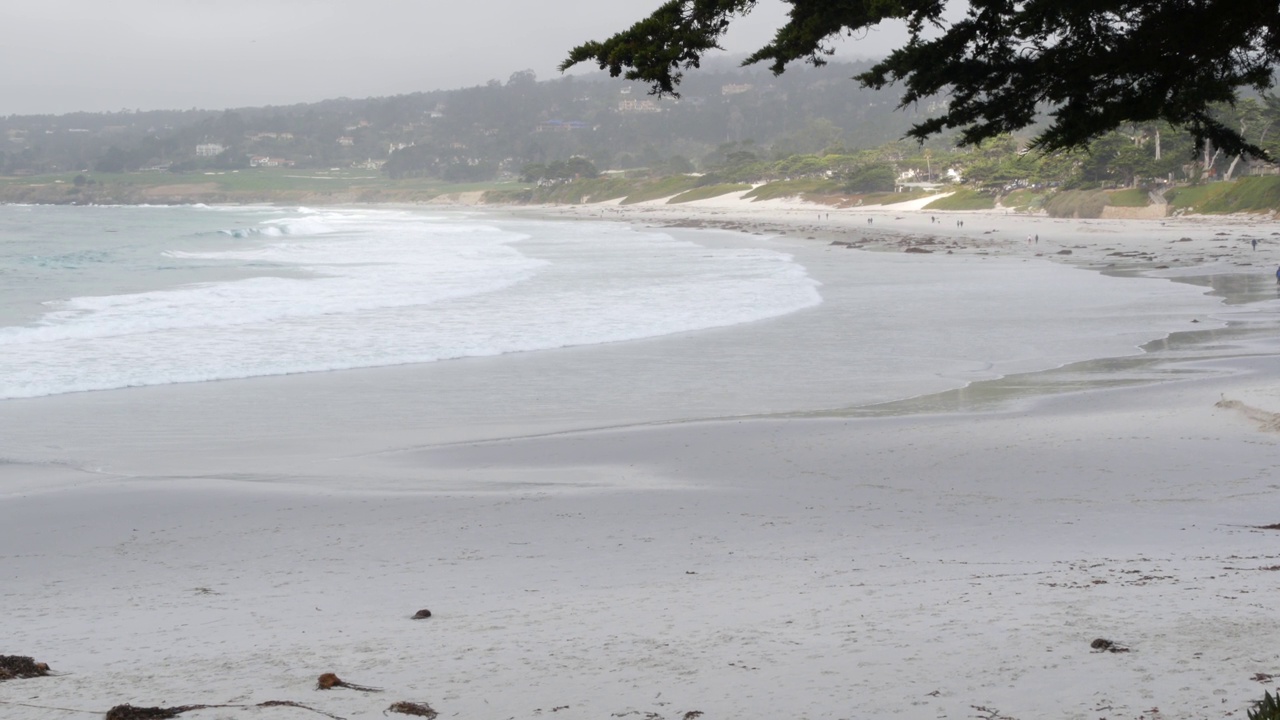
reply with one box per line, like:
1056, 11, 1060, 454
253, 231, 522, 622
743, 178, 843, 201
1165, 183, 1233, 211
1000, 188, 1045, 211
923, 189, 995, 210
1043, 190, 1109, 218
1107, 188, 1151, 207
865, 189, 933, 205
1194, 176, 1280, 213
620, 175, 702, 204
668, 183, 752, 203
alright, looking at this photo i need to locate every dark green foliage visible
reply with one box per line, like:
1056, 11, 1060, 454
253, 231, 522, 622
923, 189, 995, 210
522, 157, 600, 182
1249, 690, 1280, 720
842, 163, 895, 193
564, 1, 1280, 158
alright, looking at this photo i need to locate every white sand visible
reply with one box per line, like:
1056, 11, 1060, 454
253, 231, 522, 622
2, 199, 1280, 720
550, 189, 1280, 276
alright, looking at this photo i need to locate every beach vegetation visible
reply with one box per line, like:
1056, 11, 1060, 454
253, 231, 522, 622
1107, 188, 1152, 207
521, 158, 600, 183
869, 189, 934, 205
621, 175, 703, 204
743, 178, 843, 201
841, 163, 895, 193
924, 189, 994, 211
999, 189, 1045, 212
1249, 690, 1280, 720
1165, 182, 1238, 213
668, 183, 753, 203
1044, 190, 1111, 218
1168, 175, 1280, 214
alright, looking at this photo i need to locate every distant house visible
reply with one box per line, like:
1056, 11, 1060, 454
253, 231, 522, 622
337, 136, 355, 146
721, 83, 753, 96
617, 98, 661, 114
196, 143, 225, 157
249, 156, 294, 168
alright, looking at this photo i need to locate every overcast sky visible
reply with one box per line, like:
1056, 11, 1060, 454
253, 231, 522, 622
1, 0, 908, 116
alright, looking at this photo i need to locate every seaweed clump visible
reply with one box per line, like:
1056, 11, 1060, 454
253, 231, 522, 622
0, 655, 50, 681
317, 672, 382, 692
387, 701, 439, 717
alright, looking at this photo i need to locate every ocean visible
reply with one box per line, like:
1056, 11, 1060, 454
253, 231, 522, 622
0, 203, 1231, 419
0, 204, 823, 400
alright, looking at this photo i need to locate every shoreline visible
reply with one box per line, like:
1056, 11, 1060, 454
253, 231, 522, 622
3, 200, 1280, 719
520, 189, 1280, 280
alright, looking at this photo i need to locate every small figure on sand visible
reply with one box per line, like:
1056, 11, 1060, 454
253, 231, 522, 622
1252, 238, 1258, 250
867, 217, 873, 225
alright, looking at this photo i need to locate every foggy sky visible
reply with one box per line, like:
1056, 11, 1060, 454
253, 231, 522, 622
1, 0, 906, 116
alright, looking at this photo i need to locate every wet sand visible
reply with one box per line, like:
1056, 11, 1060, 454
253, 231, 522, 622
2, 201, 1279, 720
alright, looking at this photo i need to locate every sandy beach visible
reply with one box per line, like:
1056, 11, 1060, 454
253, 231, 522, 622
2, 195, 1279, 720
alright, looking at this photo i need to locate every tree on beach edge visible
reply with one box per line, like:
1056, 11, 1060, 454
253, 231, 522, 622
562, 0, 1280, 160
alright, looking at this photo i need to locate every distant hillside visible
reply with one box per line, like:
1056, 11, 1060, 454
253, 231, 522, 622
1, 61, 948, 182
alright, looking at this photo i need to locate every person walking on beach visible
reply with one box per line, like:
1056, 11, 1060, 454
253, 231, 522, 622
1252, 238, 1258, 250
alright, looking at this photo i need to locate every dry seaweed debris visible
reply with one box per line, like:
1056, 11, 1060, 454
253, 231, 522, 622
106, 701, 346, 720
105, 705, 212, 720
0, 655, 50, 680
386, 700, 439, 717
317, 672, 382, 692
1091, 638, 1131, 653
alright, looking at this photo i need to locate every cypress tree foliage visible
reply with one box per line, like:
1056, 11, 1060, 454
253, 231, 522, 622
562, 1, 1280, 158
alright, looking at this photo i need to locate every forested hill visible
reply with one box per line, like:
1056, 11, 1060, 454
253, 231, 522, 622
0, 60, 942, 180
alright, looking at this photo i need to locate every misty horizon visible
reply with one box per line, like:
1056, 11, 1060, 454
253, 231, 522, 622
2, 0, 906, 117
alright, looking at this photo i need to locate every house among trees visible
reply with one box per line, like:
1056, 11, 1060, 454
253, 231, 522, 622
617, 98, 661, 114
249, 156, 294, 168
195, 143, 225, 157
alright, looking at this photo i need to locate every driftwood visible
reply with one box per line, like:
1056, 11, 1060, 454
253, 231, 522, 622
106, 701, 346, 720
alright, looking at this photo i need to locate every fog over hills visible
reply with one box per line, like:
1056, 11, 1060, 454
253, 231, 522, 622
0, 60, 939, 179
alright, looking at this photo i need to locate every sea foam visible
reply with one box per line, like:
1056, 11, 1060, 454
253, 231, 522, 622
0, 208, 821, 399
